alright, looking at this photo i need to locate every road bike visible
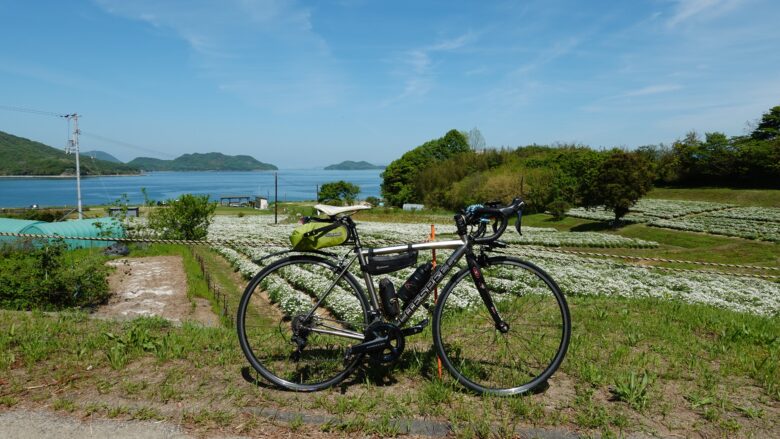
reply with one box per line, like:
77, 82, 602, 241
237, 197, 571, 395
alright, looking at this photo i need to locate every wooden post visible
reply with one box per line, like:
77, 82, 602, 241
431, 224, 442, 379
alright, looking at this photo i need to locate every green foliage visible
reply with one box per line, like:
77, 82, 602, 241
0, 130, 139, 176
0, 241, 110, 310
318, 180, 360, 205
612, 370, 652, 411
381, 129, 470, 206
127, 152, 276, 171
147, 194, 216, 240
751, 105, 780, 141
364, 196, 380, 206
646, 105, 780, 187
0, 208, 67, 222
580, 149, 654, 222
415, 144, 602, 212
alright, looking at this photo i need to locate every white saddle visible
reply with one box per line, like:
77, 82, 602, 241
314, 204, 372, 217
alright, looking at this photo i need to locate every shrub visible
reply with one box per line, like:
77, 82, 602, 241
0, 240, 111, 310
547, 199, 570, 220
147, 194, 216, 240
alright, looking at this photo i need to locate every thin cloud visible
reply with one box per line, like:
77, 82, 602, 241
382, 32, 476, 106
93, 0, 340, 110
622, 84, 683, 97
666, 0, 746, 27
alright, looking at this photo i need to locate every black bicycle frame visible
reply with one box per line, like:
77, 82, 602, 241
302, 217, 505, 341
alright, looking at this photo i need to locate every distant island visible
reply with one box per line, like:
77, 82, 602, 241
0, 131, 139, 176
325, 160, 385, 170
127, 152, 277, 171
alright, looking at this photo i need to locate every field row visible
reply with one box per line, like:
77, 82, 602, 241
217, 243, 780, 317
208, 216, 659, 249
567, 199, 780, 242
567, 199, 734, 223
650, 214, 780, 243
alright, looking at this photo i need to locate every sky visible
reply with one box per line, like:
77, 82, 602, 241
1, 0, 779, 168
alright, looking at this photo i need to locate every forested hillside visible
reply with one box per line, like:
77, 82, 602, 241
384, 106, 780, 216
127, 152, 277, 171
325, 160, 384, 170
0, 131, 139, 175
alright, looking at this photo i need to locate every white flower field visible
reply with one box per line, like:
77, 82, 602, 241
567, 199, 733, 223
209, 213, 780, 319
567, 199, 780, 242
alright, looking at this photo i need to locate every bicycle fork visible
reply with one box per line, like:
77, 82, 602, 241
466, 252, 509, 333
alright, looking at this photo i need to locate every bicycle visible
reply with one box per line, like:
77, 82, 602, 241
236, 197, 571, 396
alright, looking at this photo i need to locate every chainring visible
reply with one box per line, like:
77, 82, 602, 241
364, 321, 405, 365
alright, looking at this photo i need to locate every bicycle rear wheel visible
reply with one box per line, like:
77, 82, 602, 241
237, 255, 369, 391
433, 256, 571, 395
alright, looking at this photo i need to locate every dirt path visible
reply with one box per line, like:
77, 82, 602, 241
93, 256, 218, 327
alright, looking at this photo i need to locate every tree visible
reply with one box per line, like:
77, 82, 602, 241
581, 150, 654, 223
147, 194, 216, 240
318, 180, 360, 205
381, 129, 469, 206
751, 105, 780, 140
467, 127, 486, 151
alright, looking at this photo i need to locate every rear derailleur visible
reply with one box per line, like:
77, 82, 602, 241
290, 314, 311, 362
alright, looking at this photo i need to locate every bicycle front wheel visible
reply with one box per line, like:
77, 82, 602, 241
433, 256, 571, 395
237, 255, 369, 391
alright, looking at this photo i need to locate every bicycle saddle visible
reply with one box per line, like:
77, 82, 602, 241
314, 204, 372, 217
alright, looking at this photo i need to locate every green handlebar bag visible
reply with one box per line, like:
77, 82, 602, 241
290, 221, 349, 251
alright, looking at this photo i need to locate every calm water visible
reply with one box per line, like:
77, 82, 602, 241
0, 170, 383, 208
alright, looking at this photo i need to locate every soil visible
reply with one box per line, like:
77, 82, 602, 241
93, 256, 218, 327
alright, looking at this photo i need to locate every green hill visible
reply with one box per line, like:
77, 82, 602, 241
0, 130, 139, 176
127, 152, 277, 171
82, 150, 122, 163
325, 160, 384, 170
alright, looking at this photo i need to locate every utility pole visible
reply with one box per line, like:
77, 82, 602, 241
316, 184, 319, 202
63, 113, 83, 219
274, 172, 278, 224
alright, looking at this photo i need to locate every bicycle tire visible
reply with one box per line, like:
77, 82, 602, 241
432, 256, 571, 395
237, 255, 369, 391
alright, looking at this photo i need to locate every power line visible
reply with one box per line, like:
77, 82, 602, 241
0, 104, 64, 118
80, 131, 177, 159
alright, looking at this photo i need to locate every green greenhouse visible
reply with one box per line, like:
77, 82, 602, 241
0, 217, 124, 249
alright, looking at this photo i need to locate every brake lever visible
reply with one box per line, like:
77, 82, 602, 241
515, 211, 523, 235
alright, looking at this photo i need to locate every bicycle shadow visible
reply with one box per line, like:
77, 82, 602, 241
240, 345, 551, 395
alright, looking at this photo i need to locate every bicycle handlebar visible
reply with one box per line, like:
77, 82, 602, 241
458, 197, 525, 244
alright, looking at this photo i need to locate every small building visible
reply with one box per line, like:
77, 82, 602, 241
255, 197, 269, 209
220, 195, 251, 207
108, 207, 139, 218
402, 203, 425, 211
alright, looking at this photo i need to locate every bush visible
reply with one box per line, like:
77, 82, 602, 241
147, 194, 216, 240
0, 240, 111, 310
547, 199, 570, 221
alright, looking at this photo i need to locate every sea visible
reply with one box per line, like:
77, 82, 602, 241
0, 170, 383, 208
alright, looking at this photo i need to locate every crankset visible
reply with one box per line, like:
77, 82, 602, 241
344, 322, 405, 366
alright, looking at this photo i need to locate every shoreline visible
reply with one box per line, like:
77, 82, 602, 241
0, 174, 144, 179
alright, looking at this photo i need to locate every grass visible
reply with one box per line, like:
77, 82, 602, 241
1, 290, 777, 438
646, 187, 780, 207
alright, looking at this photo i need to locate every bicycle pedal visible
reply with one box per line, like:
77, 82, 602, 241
401, 318, 428, 336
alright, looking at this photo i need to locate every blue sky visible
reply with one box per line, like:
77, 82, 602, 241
1, 0, 779, 168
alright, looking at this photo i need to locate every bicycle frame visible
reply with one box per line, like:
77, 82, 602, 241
300, 234, 475, 343
357, 239, 467, 326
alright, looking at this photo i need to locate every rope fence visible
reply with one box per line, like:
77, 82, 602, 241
1, 231, 777, 280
